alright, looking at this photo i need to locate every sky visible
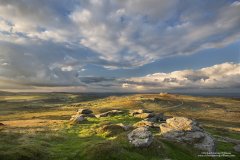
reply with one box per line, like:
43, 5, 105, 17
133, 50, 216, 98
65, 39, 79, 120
0, 0, 239, 93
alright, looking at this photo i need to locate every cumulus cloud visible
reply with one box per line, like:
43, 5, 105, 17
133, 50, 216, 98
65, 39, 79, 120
121, 62, 240, 91
69, 0, 240, 67
1, 62, 239, 92
0, 0, 239, 91
0, 0, 239, 68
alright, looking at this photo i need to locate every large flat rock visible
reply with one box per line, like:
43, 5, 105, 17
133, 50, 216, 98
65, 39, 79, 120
160, 117, 215, 152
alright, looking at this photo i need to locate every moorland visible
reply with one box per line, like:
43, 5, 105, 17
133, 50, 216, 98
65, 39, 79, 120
0, 91, 239, 160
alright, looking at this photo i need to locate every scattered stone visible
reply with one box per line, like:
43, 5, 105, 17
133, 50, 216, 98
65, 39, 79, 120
234, 144, 240, 152
70, 108, 95, 123
129, 109, 155, 119
77, 109, 93, 114
117, 123, 133, 131
96, 109, 124, 118
154, 113, 165, 121
79, 113, 96, 118
128, 127, 154, 147
160, 117, 215, 152
145, 113, 166, 122
145, 117, 158, 122
70, 114, 86, 123
133, 120, 159, 128
134, 113, 155, 119
129, 109, 153, 116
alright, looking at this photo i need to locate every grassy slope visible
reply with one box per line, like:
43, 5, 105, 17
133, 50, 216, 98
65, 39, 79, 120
0, 93, 239, 160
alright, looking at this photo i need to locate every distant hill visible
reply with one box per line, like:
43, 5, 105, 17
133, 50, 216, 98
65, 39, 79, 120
0, 90, 16, 96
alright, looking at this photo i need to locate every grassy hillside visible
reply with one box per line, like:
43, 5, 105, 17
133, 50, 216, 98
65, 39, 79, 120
0, 93, 239, 160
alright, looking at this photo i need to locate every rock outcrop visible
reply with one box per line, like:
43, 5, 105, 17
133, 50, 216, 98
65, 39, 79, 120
96, 109, 124, 118
129, 109, 156, 119
117, 123, 133, 131
77, 109, 93, 114
130, 109, 168, 123
70, 108, 94, 123
128, 127, 153, 147
134, 113, 155, 119
160, 117, 215, 152
70, 114, 86, 123
133, 120, 159, 128
145, 113, 167, 122
80, 113, 96, 118
129, 109, 153, 116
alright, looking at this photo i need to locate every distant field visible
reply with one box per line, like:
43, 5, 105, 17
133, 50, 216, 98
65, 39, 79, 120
0, 92, 239, 160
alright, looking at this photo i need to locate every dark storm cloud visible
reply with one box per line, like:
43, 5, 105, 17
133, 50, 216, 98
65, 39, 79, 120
79, 77, 116, 84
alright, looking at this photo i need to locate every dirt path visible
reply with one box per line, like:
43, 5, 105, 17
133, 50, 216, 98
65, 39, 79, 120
162, 101, 184, 111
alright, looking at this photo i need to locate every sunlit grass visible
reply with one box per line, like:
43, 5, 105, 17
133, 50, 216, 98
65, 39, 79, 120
0, 93, 239, 160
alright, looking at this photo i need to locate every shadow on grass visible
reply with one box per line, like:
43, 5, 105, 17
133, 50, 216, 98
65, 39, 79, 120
0, 124, 214, 160
36, 115, 70, 120
0, 131, 50, 160
70, 133, 204, 160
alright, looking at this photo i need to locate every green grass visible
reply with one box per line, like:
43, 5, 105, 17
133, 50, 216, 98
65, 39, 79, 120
205, 127, 240, 140
0, 132, 50, 160
0, 114, 204, 160
49, 130, 200, 160
215, 141, 240, 160
0, 92, 240, 160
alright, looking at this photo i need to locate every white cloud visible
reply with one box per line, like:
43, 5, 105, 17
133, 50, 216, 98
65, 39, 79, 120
0, 0, 239, 92
122, 62, 240, 91
231, 1, 240, 6
70, 9, 92, 24
68, 0, 240, 67
0, 0, 239, 68
61, 66, 73, 72
1, 62, 8, 66
0, 18, 12, 32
